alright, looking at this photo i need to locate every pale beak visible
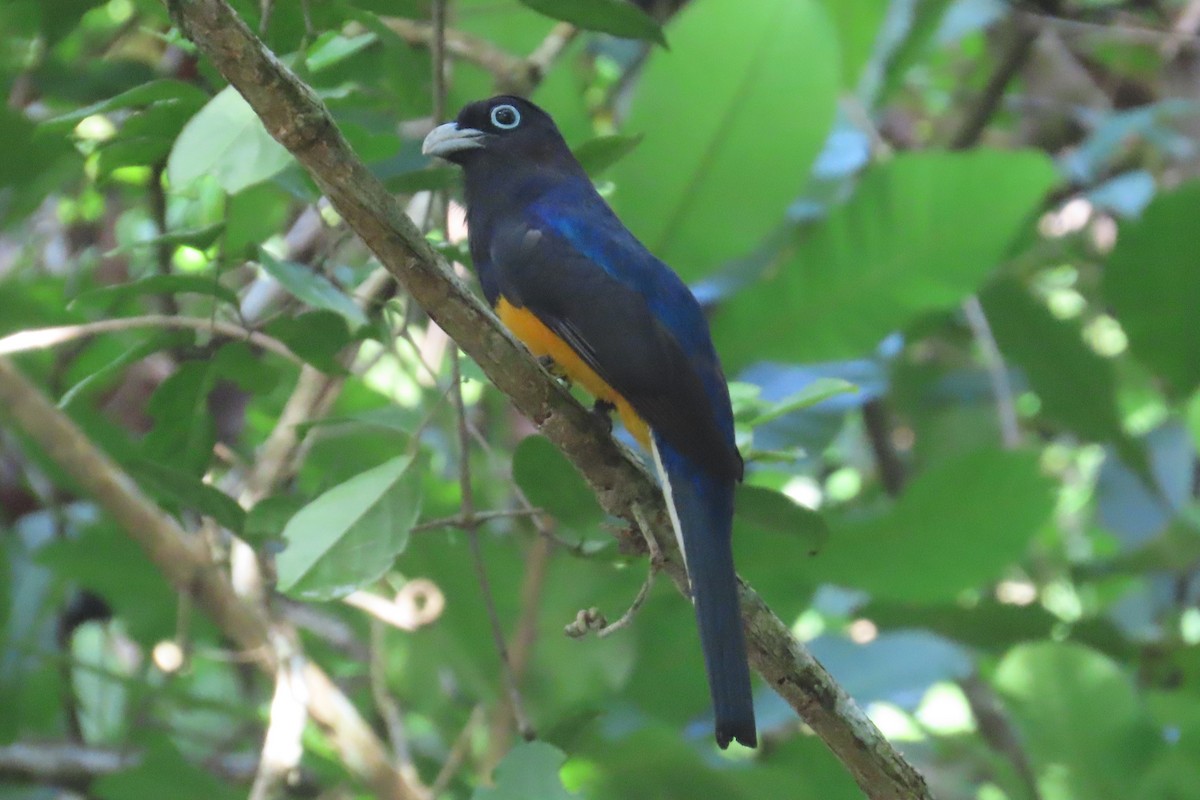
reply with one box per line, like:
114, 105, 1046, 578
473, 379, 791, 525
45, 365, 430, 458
422, 122, 486, 158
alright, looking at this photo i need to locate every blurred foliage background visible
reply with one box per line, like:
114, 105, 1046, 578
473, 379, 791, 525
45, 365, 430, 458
2, 0, 1200, 798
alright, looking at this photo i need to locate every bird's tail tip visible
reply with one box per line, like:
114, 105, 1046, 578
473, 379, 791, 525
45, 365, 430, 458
715, 717, 758, 749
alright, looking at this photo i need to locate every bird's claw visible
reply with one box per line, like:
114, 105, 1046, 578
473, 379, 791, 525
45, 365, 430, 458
538, 355, 571, 387
592, 398, 616, 433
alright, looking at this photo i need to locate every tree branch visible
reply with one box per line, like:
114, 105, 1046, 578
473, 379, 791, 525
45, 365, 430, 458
0, 356, 424, 800
0, 315, 305, 366
161, 1, 932, 796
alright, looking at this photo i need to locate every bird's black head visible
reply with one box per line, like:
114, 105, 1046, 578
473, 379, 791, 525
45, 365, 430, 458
421, 96, 574, 171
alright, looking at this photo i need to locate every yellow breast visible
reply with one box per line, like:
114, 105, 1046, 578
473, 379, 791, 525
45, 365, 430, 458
495, 296, 650, 447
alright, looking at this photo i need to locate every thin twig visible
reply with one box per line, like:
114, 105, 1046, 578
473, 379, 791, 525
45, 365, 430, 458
369, 619, 417, 782
374, 17, 531, 91
0, 316, 304, 366
412, 508, 543, 532
484, 532, 554, 771
963, 295, 1021, 448
147, 160, 179, 318
948, 19, 1039, 149
862, 399, 905, 498
454, 350, 533, 743
525, 22, 578, 87
249, 645, 308, 800
430, 705, 486, 797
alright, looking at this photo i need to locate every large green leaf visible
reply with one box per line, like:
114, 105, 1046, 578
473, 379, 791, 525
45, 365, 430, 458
276, 455, 422, 600
806, 448, 1054, 600
167, 85, 294, 194
126, 459, 246, 534
517, 0, 665, 45
714, 150, 1057, 368
982, 279, 1122, 441
256, 247, 369, 329
994, 642, 1162, 800
610, 0, 839, 280
512, 435, 602, 528
815, 0, 888, 89
473, 741, 578, 800
1103, 181, 1200, 397
39, 79, 208, 134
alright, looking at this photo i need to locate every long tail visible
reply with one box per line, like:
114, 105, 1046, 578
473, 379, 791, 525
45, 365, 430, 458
651, 433, 756, 749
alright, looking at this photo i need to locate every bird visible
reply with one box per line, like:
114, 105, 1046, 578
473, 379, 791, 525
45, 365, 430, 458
423, 96, 756, 749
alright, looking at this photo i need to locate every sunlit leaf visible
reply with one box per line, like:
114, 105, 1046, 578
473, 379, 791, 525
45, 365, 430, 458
167, 85, 294, 194
277, 455, 423, 600
610, 0, 840, 280
994, 642, 1161, 800
806, 448, 1054, 600
472, 741, 578, 800
1104, 181, 1200, 397
714, 150, 1057, 368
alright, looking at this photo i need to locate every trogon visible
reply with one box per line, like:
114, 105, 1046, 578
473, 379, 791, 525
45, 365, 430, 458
423, 96, 756, 749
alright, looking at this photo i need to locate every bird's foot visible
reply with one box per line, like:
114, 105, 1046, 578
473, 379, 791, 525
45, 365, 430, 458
591, 398, 616, 433
537, 355, 571, 387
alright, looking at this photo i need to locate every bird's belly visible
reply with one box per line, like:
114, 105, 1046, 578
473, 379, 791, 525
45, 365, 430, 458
495, 296, 650, 447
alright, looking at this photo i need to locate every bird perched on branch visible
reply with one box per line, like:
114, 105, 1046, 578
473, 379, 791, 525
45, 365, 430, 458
423, 96, 756, 749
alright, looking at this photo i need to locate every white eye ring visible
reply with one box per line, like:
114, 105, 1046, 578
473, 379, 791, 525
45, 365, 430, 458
490, 104, 521, 130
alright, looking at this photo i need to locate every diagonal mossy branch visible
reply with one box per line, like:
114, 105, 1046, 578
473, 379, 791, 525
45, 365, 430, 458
160, 1, 932, 797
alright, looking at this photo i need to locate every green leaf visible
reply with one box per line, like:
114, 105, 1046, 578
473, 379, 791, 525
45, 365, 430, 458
58, 333, 192, 410
862, 598, 1135, 659
994, 642, 1162, 800
306, 31, 377, 72
610, 0, 839, 280
746, 377, 856, 427
814, 0, 888, 89
256, 248, 369, 329
126, 459, 246, 534
104, 222, 227, 256
385, 166, 459, 194
0, 107, 79, 228
95, 97, 208, 179
37, 523, 178, 641
276, 455, 423, 600
266, 310, 353, 373
167, 85, 294, 194
715, 150, 1058, 367
734, 485, 827, 554
244, 495, 307, 547
472, 741, 578, 800
982, 279, 1154, 487
808, 448, 1054, 601
142, 361, 217, 476
981, 279, 1123, 441
1103, 181, 1200, 397
516, 0, 665, 45
512, 435, 602, 528
94, 739, 238, 800
212, 340, 280, 394
572, 134, 643, 177
39, 79, 209, 134
71, 273, 237, 311
297, 405, 421, 437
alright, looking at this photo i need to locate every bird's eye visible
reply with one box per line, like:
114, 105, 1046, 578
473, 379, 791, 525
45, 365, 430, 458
490, 104, 521, 130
